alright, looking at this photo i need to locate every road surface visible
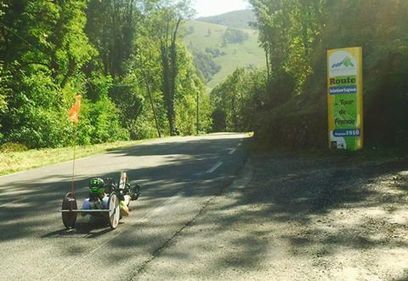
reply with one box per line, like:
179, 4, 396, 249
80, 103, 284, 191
1, 133, 407, 281
0, 133, 249, 281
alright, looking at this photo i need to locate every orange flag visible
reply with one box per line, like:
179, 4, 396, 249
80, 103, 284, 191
68, 95, 82, 124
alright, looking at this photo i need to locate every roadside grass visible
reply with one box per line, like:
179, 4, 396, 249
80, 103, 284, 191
0, 140, 146, 176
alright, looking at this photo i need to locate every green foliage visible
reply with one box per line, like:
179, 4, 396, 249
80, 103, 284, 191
88, 96, 129, 143
247, 0, 408, 149
191, 47, 221, 82
0, 62, 9, 113
223, 28, 249, 45
140, 0, 198, 136
176, 45, 212, 135
205, 48, 226, 58
210, 67, 267, 132
250, 0, 321, 93
0, 0, 216, 149
128, 29, 168, 139
4, 68, 68, 148
0, 0, 98, 148
85, 0, 138, 77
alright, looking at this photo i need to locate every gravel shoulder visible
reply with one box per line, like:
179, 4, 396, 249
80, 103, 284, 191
137, 150, 408, 281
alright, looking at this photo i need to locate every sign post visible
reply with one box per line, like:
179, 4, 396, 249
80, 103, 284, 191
327, 47, 363, 151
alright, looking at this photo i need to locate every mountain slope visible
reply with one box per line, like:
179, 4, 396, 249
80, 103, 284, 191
197, 9, 256, 30
184, 13, 264, 89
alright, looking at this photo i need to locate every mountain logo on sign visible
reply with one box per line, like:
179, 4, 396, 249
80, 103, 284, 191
332, 57, 354, 69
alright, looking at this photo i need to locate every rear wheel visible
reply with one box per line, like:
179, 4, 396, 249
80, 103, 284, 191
107, 193, 120, 229
129, 184, 141, 201
61, 192, 77, 229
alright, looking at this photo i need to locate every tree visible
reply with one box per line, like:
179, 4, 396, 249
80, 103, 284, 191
86, 0, 139, 78
127, 7, 210, 138
250, 0, 322, 94
0, 3, 9, 119
129, 33, 165, 138
211, 67, 266, 132
175, 44, 211, 135
147, 0, 193, 135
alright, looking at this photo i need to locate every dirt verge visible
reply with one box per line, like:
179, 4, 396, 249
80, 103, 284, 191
137, 151, 408, 281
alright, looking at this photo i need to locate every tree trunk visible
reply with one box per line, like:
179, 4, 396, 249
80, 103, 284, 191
161, 44, 176, 135
160, 17, 181, 136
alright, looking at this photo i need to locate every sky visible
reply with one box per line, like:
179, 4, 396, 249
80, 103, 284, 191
193, 0, 250, 18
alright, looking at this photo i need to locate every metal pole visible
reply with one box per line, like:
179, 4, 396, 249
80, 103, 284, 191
196, 90, 200, 135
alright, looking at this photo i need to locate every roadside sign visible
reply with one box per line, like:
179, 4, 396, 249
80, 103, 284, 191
327, 47, 364, 151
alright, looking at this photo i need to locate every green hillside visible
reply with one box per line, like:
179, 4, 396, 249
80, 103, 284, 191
197, 9, 256, 30
184, 19, 265, 89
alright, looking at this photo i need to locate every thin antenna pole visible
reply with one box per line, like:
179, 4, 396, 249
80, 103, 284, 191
71, 124, 78, 195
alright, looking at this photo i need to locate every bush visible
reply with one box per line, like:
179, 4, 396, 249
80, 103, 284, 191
255, 98, 327, 149
192, 48, 221, 82
223, 28, 249, 45
86, 96, 129, 144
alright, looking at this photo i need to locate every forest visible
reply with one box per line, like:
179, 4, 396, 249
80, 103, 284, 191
0, 0, 211, 149
1, 0, 407, 150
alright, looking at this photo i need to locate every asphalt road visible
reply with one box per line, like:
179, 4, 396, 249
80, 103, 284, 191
0, 133, 250, 281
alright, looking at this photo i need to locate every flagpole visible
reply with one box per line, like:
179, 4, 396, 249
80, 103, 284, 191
68, 94, 81, 197
71, 123, 77, 196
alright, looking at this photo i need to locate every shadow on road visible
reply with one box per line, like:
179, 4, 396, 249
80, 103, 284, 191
0, 135, 246, 242
135, 150, 408, 279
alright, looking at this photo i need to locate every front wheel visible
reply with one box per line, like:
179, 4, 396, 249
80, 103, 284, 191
61, 192, 77, 229
107, 193, 120, 229
129, 184, 141, 201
